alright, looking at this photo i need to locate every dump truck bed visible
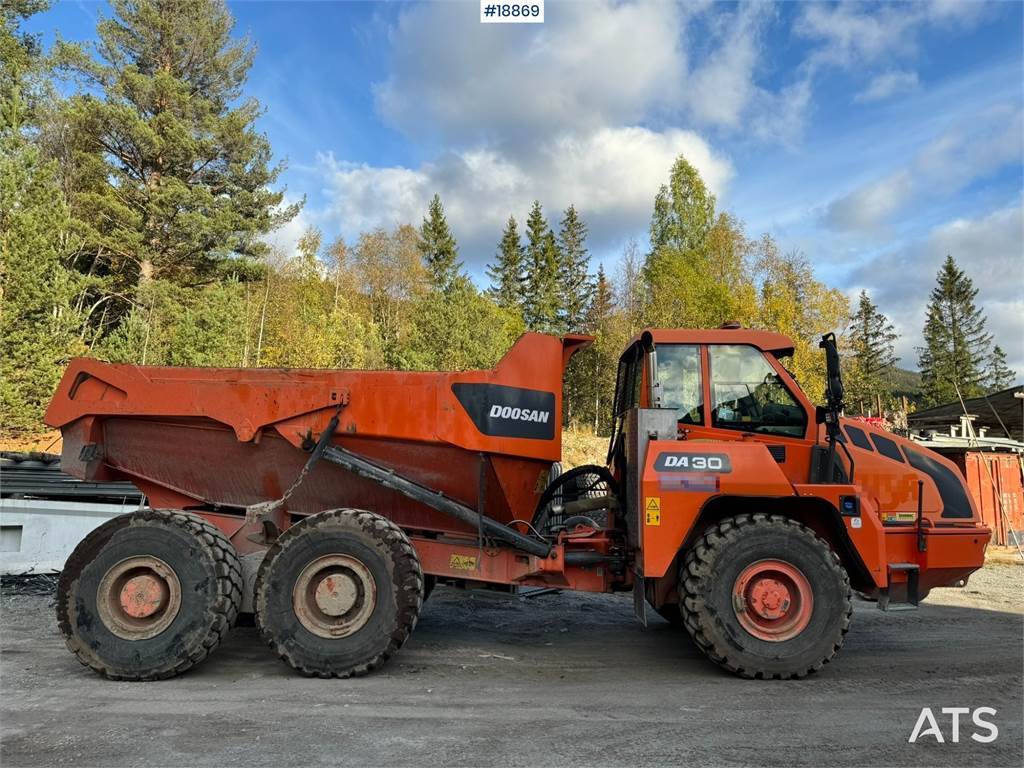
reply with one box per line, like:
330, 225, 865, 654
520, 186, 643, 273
45, 333, 592, 537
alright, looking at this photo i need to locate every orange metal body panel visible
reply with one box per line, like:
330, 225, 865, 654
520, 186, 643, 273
640, 441, 795, 578
411, 535, 611, 592
45, 334, 588, 558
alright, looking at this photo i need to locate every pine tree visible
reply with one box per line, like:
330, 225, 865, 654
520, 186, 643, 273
2, 0, 50, 130
0, 129, 85, 433
918, 255, 992, 405
846, 290, 898, 413
418, 193, 462, 292
486, 215, 525, 313
984, 345, 1016, 393
564, 265, 616, 430
557, 204, 592, 332
0, 0, 86, 433
523, 201, 560, 333
54, 0, 299, 295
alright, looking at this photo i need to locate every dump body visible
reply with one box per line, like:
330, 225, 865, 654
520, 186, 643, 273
46, 333, 590, 548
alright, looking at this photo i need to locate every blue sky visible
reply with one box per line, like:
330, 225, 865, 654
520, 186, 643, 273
28, 1, 1024, 373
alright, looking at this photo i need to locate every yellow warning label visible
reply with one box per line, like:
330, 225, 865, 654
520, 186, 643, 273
886, 512, 916, 522
645, 496, 661, 526
449, 554, 478, 571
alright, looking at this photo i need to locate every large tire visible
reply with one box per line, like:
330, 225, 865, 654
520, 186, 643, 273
56, 509, 242, 681
255, 508, 423, 678
679, 513, 851, 680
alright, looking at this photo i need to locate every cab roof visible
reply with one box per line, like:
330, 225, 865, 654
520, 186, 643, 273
628, 327, 796, 358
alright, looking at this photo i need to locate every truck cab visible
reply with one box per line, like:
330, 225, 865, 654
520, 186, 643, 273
606, 326, 989, 622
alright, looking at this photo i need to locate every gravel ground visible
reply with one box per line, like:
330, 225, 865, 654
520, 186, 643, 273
1, 566, 1021, 768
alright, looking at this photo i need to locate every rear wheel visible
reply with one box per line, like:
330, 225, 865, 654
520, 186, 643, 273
255, 509, 423, 678
679, 513, 851, 679
56, 509, 242, 681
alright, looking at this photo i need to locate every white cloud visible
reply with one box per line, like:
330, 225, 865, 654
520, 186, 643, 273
374, 0, 805, 147
825, 171, 915, 232
824, 105, 1022, 233
848, 202, 1024, 374
374, 0, 688, 145
684, 4, 768, 128
797, 0, 989, 71
264, 196, 318, 257
317, 127, 733, 263
797, 0, 990, 111
855, 70, 920, 103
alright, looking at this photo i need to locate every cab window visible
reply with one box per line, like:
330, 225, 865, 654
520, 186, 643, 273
709, 345, 806, 437
654, 345, 703, 424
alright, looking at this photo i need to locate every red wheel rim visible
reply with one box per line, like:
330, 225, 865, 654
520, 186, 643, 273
732, 559, 813, 642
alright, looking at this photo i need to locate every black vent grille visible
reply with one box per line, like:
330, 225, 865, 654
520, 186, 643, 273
767, 445, 787, 463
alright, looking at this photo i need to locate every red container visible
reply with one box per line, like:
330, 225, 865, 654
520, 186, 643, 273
956, 452, 1024, 546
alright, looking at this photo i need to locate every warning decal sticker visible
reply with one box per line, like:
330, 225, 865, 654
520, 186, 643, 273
449, 554, 478, 571
645, 497, 661, 526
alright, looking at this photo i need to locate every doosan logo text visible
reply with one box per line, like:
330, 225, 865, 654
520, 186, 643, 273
488, 404, 550, 424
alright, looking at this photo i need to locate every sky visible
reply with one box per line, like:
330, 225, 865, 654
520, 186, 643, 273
27, 0, 1024, 375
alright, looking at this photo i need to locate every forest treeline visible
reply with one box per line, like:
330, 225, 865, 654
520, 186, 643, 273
1, 0, 1016, 437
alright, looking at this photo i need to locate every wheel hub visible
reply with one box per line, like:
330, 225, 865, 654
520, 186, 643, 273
97, 556, 182, 640
293, 554, 376, 639
733, 559, 813, 642
119, 574, 168, 618
314, 573, 359, 617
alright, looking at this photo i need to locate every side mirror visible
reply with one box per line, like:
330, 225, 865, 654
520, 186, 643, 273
818, 332, 845, 408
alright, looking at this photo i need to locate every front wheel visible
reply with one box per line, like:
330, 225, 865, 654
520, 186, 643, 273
679, 513, 851, 679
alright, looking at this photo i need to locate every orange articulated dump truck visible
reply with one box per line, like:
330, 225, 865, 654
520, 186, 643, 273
45, 326, 990, 681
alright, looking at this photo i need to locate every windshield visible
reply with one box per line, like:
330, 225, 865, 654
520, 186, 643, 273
709, 345, 806, 437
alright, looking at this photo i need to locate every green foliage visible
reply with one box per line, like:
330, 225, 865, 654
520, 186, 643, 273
53, 0, 299, 295
556, 205, 592, 332
649, 155, 716, 254
257, 231, 379, 369
752, 239, 848, 404
97, 279, 244, 366
351, 225, 424, 368
565, 265, 618, 432
523, 201, 560, 332
418, 193, 462, 293
642, 157, 749, 330
1, 0, 50, 131
844, 290, 898, 413
487, 215, 526, 313
397, 278, 523, 371
984, 345, 1016, 393
918, 255, 992, 405
0, 134, 85, 434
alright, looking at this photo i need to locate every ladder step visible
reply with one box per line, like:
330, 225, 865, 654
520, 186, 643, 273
879, 563, 921, 611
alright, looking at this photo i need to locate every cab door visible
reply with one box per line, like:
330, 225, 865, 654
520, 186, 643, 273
651, 342, 815, 483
